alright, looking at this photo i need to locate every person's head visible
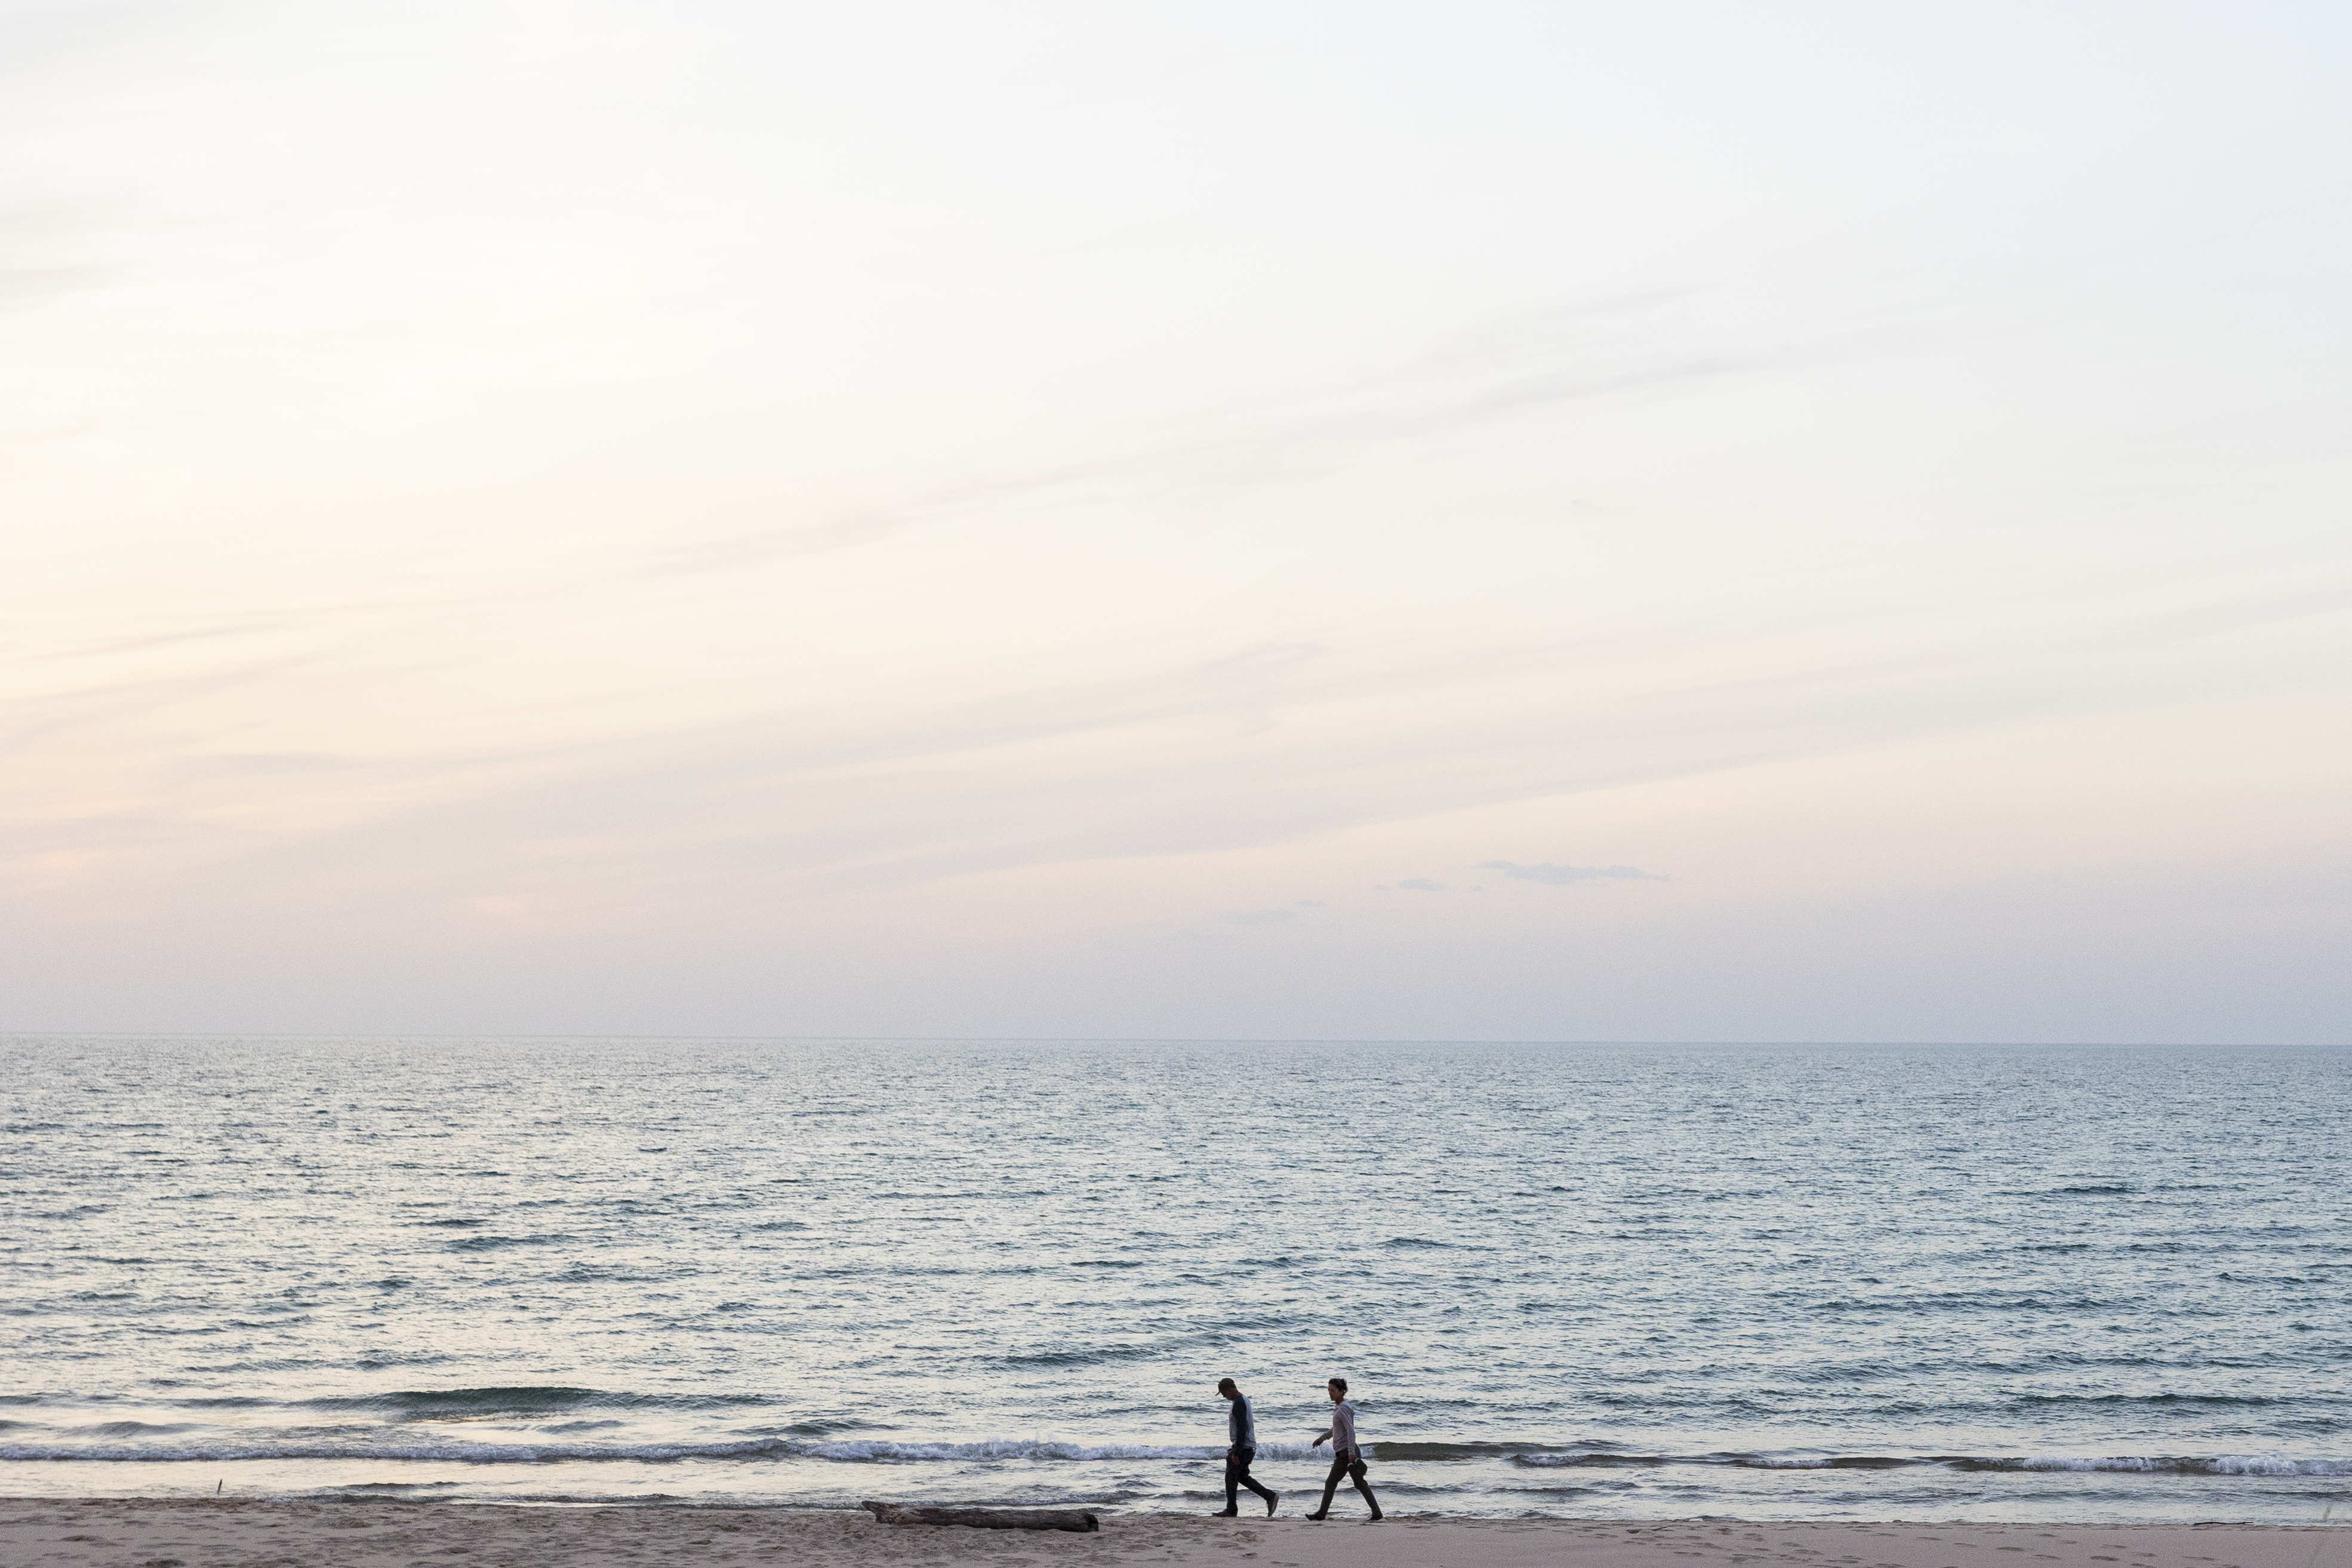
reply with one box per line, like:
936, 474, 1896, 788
1217, 1378, 1239, 1401
1327, 1378, 1348, 1403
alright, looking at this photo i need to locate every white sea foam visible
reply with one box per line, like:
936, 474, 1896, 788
7, 1437, 2343, 1480
0, 1435, 1329, 1467
0, 1437, 801, 1465
2010, 1455, 2352, 1477
803, 1439, 1318, 1463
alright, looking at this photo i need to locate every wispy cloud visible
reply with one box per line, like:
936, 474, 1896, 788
0, 201, 118, 319
1479, 861, 1666, 886
651, 295, 1896, 577
0, 1, 236, 84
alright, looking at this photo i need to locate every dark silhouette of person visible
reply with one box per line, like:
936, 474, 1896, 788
1306, 1376, 1381, 1521
1214, 1378, 1279, 1517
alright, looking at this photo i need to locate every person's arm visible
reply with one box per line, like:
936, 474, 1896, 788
1312, 1425, 1331, 1447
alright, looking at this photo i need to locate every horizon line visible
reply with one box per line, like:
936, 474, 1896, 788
2, 1033, 2344, 1048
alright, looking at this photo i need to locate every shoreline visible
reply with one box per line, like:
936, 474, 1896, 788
4, 1501, 2346, 1568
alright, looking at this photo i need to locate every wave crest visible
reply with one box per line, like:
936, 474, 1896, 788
4, 1433, 2343, 1480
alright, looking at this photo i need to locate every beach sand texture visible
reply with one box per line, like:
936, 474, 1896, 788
1, 1502, 2341, 1568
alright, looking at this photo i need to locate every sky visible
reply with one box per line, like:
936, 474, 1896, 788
2, 1, 2347, 1042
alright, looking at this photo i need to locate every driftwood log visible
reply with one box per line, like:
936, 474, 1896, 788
861, 1501, 1101, 1533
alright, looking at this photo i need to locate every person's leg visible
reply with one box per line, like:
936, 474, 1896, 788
1348, 1454, 1382, 1520
1309, 1452, 1349, 1517
1232, 1457, 1270, 1514
1235, 1447, 1277, 1512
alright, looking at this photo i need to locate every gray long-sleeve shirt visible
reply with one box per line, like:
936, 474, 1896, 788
1316, 1398, 1359, 1456
1228, 1393, 1257, 1448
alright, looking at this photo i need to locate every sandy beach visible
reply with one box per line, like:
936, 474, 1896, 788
2, 1501, 2341, 1568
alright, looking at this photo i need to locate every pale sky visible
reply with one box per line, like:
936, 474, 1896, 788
4, 1, 2347, 1041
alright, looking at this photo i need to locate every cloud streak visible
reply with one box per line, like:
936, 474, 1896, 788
650, 296, 1895, 577
1479, 861, 1667, 886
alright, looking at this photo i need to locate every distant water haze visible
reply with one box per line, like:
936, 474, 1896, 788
5, 1039, 2347, 1517
2, 4, 2348, 1039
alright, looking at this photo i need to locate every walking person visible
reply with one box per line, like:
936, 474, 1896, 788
1306, 1376, 1382, 1521
1214, 1378, 1279, 1517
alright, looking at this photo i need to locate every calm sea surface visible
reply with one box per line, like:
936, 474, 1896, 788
4, 1038, 2347, 1520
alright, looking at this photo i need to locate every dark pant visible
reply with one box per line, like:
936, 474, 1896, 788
1316, 1449, 1380, 1516
1225, 1444, 1276, 1511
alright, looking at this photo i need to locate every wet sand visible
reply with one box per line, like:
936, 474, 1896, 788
1, 1500, 2344, 1568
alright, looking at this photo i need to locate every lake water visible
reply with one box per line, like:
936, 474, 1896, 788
4, 1037, 2347, 1520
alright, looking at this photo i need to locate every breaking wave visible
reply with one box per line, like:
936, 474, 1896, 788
1513, 1450, 2352, 1477
5, 1434, 2343, 1478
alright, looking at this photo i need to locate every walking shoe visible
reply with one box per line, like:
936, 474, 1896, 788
1305, 1511, 1329, 1521
1211, 1508, 1238, 1517
1265, 1492, 1280, 1517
